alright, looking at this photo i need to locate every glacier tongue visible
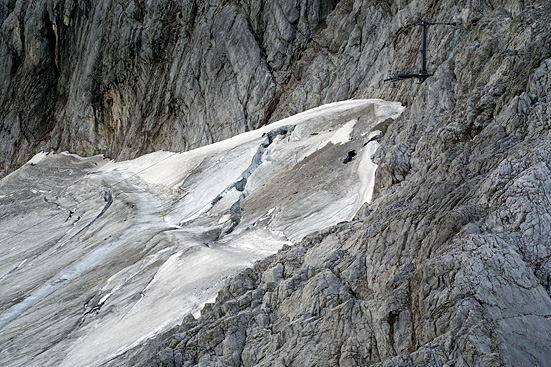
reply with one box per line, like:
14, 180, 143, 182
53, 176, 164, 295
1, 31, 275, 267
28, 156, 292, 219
0, 99, 404, 367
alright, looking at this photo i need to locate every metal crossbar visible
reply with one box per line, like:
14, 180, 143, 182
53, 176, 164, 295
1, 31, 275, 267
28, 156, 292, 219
385, 19, 456, 86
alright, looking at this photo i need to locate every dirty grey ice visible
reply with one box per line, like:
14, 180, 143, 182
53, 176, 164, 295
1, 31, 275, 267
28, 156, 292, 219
0, 100, 402, 366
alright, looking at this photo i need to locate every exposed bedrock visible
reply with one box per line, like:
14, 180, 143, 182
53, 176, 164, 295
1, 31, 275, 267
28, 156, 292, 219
3, 0, 548, 180
0, 0, 338, 175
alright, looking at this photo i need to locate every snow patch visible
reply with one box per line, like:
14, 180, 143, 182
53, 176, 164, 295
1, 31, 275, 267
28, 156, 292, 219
25, 152, 49, 165
0, 99, 405, 367
330, 119, 357, 145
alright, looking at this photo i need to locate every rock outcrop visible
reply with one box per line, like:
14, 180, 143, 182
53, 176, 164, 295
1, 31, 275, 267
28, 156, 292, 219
1, 0, 551, 366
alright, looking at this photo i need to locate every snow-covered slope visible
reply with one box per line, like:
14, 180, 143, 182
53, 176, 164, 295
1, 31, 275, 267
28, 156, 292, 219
0, 99, 403, 366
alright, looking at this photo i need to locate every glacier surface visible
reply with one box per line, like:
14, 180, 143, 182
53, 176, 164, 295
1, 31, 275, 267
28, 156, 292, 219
0, 99, 403, 366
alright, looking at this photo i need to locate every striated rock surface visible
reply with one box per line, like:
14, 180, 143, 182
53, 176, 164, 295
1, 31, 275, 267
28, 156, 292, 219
3, 0, 545, 181
101, 0, 550, 366
0, 0, 338, 176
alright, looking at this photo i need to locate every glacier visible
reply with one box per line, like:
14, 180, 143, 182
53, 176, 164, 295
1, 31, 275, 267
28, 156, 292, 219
0, 99, 404, 366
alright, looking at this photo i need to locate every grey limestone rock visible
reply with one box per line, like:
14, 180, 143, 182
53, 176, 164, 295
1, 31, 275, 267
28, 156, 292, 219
0, 0, 337, 176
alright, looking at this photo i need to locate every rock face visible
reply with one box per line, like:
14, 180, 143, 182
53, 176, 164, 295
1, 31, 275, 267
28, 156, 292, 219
0, 0, 338, 175
1, 0, 551, 366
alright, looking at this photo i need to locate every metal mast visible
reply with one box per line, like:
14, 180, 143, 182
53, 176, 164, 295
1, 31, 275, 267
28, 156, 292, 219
385, 19, 456, 86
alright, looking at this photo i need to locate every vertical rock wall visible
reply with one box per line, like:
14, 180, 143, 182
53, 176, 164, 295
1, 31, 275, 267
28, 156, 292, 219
0, 0, 338, 175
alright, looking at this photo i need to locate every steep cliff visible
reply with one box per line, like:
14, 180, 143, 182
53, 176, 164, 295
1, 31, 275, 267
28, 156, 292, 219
3, 1, 544, 180
0, 0, 338, 176
1, 0, 551, 366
